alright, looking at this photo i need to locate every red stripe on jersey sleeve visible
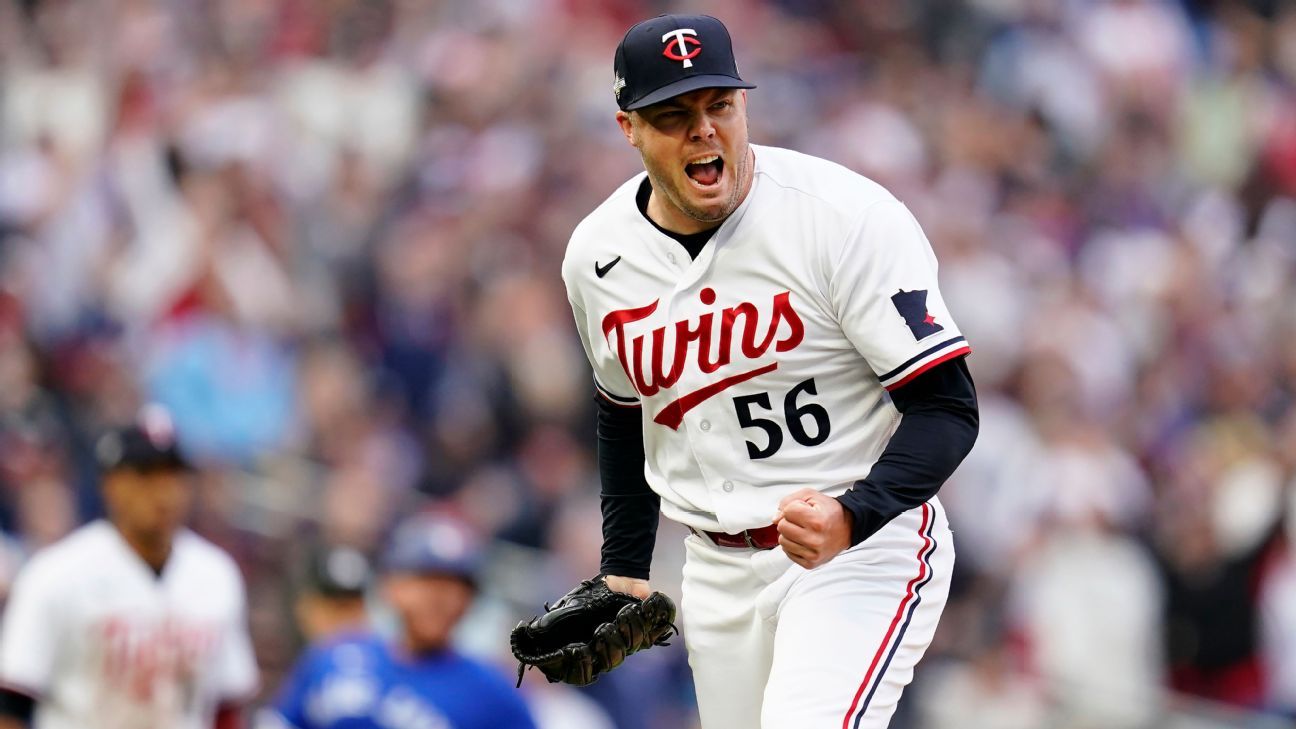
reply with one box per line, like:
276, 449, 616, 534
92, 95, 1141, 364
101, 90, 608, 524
883, 346, 971, 392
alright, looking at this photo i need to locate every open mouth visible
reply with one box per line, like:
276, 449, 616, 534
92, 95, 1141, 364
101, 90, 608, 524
685, 154, 724, 188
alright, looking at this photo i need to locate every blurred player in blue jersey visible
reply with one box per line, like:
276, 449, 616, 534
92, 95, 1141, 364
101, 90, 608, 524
263, 512, 537, 729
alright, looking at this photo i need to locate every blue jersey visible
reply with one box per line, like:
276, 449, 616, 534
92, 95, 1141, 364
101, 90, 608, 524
271, 632, 537, 729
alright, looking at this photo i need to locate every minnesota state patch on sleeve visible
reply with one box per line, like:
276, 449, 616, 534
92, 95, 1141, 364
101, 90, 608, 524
891, 289, 944, 341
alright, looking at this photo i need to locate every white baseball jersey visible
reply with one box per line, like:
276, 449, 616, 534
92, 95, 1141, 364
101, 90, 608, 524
562, 144, 970, 534
0, 521, 259, 729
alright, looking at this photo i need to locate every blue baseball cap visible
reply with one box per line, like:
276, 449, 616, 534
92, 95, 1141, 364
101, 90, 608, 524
614, 14, 755, 111
381, 512, 482, 585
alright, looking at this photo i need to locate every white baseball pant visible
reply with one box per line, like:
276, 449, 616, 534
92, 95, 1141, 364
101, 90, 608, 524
680, 498, 953, 729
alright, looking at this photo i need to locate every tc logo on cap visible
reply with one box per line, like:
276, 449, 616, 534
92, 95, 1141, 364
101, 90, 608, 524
662, 28, 701, 68
613, 14, 754, 111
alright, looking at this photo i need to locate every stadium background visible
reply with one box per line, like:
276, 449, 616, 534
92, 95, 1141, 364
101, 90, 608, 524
2, 0, 1296, 727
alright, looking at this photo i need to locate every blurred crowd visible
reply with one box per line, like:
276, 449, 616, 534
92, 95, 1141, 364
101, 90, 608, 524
1, 0, 1295, 727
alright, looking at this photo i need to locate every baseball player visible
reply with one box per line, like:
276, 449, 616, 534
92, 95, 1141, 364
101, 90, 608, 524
264, 512, 537, 729
0, 405, 258, 729
561, 14, 979, 729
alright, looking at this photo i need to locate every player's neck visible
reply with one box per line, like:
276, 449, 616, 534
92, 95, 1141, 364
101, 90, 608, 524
397, 636, 450, 659
647, 194, 718, 235
115, 525, 174, 574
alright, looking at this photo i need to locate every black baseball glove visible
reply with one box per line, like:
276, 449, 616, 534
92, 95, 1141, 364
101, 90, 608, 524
510, 576, 678, 686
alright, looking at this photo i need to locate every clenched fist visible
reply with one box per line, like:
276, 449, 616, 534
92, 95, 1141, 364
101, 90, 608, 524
773, 488, 853, 569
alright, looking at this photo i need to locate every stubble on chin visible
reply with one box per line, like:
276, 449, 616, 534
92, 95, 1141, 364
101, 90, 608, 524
641, 144, 752, 225
688, 143, 751, 223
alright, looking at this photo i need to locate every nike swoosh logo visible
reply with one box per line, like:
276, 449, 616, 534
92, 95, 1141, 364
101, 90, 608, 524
595, 256, 622, 278
652, 362, 779, 430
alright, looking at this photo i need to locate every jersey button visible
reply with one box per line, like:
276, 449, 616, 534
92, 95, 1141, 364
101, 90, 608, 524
667, 252, 678, 264
722, 480, 734, 492
700, 419, 711, 431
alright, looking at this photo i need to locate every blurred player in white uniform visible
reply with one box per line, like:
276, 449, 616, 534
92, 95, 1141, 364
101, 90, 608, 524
563, 14, 979, 729
0, 406, 258, 729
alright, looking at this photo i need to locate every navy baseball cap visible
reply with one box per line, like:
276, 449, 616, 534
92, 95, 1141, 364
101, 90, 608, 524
381, 512, 482, 586
95, 404, 193, 473
614, 14, 755, 111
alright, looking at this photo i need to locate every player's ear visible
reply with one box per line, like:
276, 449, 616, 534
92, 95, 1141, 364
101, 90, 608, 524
616, 111, 637, 147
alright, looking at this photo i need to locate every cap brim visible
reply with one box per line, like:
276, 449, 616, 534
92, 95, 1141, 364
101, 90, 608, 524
624, 75, 756, 111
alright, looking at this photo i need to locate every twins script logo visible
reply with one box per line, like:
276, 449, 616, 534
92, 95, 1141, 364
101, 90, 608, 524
98, 615, 220, 703
602, 288, 804, 429
661, 28, 702, 68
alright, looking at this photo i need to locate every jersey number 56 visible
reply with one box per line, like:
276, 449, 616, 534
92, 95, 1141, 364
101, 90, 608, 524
732, 378, 831, 460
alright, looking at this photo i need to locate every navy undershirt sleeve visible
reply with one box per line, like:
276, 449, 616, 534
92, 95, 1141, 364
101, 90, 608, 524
835, 356, 979, 546
596, 396, 659, 580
